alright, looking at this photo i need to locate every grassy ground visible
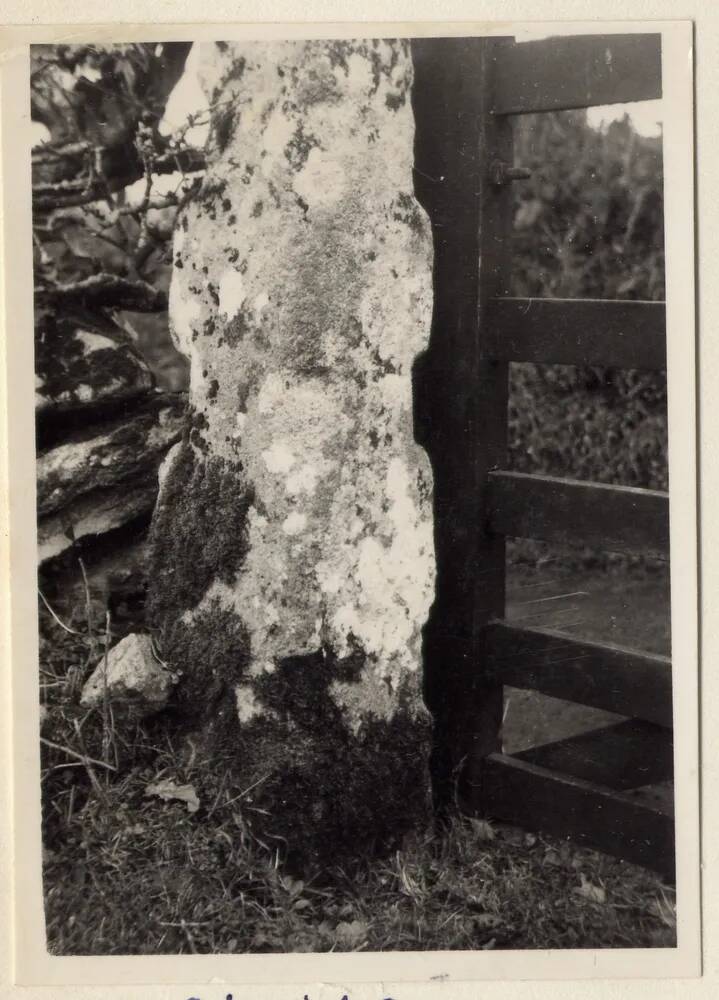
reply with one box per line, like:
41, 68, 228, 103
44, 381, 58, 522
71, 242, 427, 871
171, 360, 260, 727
43, 785, 675, 954
39, 556, 675, 955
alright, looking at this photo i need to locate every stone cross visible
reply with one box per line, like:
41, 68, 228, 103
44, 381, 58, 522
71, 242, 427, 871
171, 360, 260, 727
149, 38, 435, 867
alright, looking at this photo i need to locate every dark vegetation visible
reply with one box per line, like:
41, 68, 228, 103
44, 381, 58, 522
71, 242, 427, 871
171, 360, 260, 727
508, 111, 666, 493
34, 44, 672, 953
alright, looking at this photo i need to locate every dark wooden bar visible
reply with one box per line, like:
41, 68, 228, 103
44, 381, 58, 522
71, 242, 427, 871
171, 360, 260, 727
491, 33, 662, 115
484, 621, 673, 726
487, 471, 670, 557
478, 752, 675, 879
515, 719, 674, 790
411, 36, 517, 814
486, 297, 666, 370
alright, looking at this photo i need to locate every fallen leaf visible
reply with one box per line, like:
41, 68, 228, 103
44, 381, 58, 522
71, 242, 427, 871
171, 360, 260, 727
335, 919, 369, 949
574, 873, 606, 904
250, 931, 269, 949
473, 913, 503, 930
469, 818, 496, 842
145, 779, 200, 814
283, 876, 305, 897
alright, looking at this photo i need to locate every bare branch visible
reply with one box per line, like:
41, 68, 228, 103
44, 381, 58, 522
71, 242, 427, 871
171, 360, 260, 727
34, 182, 200, 240
36, 273, 168, 312
33, 144, 206, 211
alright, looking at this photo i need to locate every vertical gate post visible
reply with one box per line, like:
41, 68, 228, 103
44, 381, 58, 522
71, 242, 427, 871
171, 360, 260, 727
411, 36, 513, 816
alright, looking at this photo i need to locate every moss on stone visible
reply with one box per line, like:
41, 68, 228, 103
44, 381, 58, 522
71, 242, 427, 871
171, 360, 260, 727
210, 54, 246, 106
147, 440, 253, 621
197, 175, 229, 220
154, 618, 431, 870
385, 91, 406, 111
223, 307, 253, 348
188, 409, 210, 454
162, 598, 250, 721
325, 39, 404, 95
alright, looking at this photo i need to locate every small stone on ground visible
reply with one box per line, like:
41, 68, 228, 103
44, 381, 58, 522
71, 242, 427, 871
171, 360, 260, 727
81, 632, 176, 716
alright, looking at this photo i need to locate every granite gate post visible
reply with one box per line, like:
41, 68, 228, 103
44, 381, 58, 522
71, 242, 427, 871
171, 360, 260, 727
148, 39, 436, 866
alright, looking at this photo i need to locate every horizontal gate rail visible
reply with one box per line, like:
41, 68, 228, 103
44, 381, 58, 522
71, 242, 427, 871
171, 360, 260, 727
477, 751, 675, 878
515, 719, 674, 790
486, 297, 666, 370
485, 621, 673, 726
486, 471, 670, 556
491, 33, 662, 115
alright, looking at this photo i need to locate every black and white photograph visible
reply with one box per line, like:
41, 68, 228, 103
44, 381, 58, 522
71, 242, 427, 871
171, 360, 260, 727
1, 14, 700, 986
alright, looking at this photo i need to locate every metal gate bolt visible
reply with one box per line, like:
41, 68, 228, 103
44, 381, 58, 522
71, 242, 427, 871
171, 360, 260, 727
490, 160, 532, 186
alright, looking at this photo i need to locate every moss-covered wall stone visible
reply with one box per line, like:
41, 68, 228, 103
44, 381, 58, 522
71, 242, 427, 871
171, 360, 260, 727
149, 38, 435, 866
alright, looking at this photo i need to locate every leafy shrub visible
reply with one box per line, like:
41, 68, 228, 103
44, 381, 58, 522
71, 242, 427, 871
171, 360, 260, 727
507, 111, 667, 491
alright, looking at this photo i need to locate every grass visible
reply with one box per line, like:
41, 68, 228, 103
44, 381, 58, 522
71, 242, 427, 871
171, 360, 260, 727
43, 778, 676, 955
38, 557, 676, 956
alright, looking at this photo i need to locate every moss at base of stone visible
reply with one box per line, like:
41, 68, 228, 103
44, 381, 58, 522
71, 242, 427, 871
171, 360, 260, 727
147, 439, 253, 621
191, 652, 431, 871
204, 703, 431, 873
161, 599, 250, 721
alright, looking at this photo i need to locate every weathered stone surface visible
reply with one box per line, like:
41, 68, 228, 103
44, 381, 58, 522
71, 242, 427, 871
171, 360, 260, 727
81, 633, 177, 715
149, 39, 435, 865
36, 395, 185, 517
35, 306, 154, 417
37, 478, 159, 563
36, 391, 185, 564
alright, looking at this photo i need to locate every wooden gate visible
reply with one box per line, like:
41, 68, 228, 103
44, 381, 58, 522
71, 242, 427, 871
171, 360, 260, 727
411, 33, 673, 879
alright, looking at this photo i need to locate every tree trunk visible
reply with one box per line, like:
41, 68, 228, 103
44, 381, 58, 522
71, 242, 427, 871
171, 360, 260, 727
148, 39, 435, 868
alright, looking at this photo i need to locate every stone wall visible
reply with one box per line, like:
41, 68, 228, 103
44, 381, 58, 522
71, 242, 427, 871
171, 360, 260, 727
36, 302, 185, 624
32, 43, 195, 630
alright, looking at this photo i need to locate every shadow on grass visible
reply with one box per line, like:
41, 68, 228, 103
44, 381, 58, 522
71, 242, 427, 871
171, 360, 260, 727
39, 553, 675, 955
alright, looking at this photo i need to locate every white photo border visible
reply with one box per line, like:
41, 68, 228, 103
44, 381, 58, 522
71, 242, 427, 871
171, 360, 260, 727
1, 13, 699, 992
